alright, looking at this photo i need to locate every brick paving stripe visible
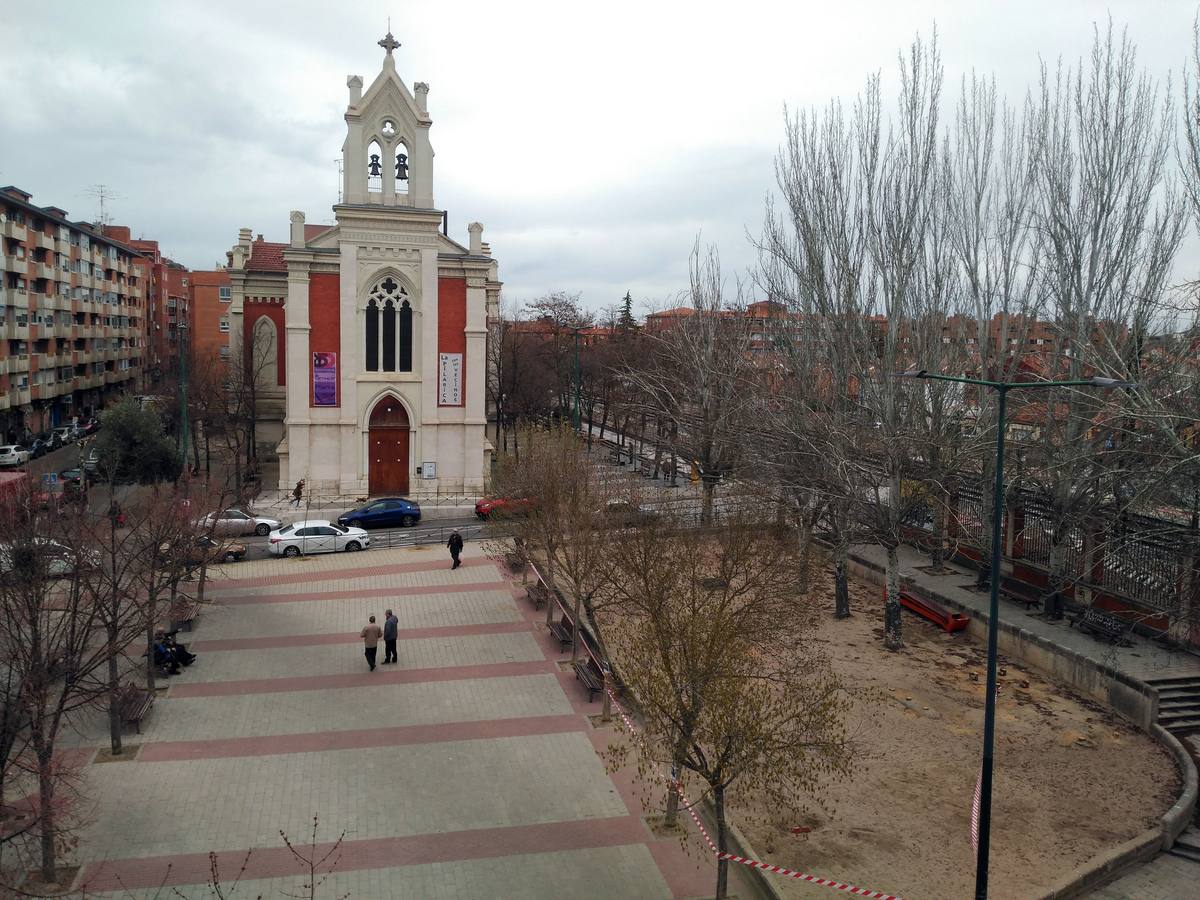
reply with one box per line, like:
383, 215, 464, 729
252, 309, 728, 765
138, 713, 585, 762
208, 554, 495, 591
212, 579, 510, 605
79, 815, 648, 892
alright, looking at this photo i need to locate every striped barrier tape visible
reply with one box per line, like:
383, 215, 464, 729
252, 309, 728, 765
605, 690, 903, 900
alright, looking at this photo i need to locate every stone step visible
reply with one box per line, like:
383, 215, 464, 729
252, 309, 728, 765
1175, 828, 1200, 852
1162, 718, 1200, 735
1149, 676, 1200, 689
1168, 842, 1200, 863
1158, 687, 1200, 701
1156, 710, 1200, 724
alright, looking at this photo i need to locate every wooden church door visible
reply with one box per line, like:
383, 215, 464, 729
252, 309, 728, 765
367, 399, 410, 495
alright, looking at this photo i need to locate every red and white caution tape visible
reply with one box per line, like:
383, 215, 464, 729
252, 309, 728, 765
605, 690, 903, 900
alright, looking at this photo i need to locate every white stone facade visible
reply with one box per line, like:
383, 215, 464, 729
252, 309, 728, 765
227, 35, 500, 499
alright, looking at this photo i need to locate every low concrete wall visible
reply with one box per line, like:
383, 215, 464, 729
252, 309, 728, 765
844, 555, 1159, 730
847, 548, 1199, 896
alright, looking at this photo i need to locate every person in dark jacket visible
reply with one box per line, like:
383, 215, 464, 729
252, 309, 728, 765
382, 609, 399, 664
447, 530, 464, 569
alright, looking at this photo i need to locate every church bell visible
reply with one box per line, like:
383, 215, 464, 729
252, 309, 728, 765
368, 154, 383, 177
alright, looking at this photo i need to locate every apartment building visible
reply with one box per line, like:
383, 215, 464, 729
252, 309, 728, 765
113, 233, 189, 384
187, 268, 232, 374
0, 186, 146, 443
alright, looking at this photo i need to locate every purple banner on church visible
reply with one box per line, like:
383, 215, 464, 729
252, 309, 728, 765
312, 352, 337, 406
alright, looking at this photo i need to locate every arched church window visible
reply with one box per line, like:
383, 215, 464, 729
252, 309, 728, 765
382, 300, 397, 371
365, 300, 379, 371
364, 276, 412, 374
367, 139, 384, 193
398, 300, 413, 372
394, 142, 410, 193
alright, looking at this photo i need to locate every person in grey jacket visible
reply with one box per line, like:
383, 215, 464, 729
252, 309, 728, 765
382, 608, 399, 664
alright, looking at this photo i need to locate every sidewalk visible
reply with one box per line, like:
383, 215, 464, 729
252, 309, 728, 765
60, 544, 750, 899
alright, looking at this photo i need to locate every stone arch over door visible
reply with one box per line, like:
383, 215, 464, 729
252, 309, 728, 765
367, 395, 410, 496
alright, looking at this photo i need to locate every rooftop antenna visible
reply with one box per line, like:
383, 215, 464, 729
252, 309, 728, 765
85, 184, 124, 227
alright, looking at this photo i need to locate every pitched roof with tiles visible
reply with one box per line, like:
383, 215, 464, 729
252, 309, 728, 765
246, 237, 288, 273
304, 224, 333, 241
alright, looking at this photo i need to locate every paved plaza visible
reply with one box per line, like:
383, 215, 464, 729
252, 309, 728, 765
63, 545, 745, 899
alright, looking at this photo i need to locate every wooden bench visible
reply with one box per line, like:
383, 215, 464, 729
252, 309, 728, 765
639, 458, 653, 477
118, 683, 154, 734
894, 587, 969, 634
549, 618, 574, 650
999, 576, 1041, 611
1070, 606, 1132, 646
572, 658, 603, 702
526, 583, 550, 610
169, 598, 201, 633
608, 447, 623, 465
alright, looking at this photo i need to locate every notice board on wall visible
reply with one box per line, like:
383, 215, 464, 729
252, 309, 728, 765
438, 352, 462, 406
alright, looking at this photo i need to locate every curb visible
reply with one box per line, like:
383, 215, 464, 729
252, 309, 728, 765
1038, 829, 1163, 899
699, 796, 787, 900
1152, 724, 1199, 849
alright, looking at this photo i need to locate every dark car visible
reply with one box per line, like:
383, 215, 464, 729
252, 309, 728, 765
38, 431, 62, 451
26, 440, 47, 459
336, 497, 421, 529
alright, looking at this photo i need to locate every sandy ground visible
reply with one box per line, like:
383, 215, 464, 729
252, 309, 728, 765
730, 569, 1180, 900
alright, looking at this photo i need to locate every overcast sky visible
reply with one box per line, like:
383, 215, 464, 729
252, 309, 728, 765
3, 1, 1197, 315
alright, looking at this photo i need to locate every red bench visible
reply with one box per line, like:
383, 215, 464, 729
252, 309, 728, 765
884, 586, 969, 633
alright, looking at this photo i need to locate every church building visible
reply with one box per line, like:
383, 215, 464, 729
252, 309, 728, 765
227, 32, 500, 498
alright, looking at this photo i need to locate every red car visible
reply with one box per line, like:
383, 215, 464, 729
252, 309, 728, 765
474, 497, 535, 520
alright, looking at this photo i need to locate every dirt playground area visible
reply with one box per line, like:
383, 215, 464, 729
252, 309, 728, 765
730, 569, 1180, 900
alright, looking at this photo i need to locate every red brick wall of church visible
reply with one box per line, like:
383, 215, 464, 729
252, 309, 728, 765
309, 273, 341, 407
243, 301, 286, 386
437, 276, 466, 406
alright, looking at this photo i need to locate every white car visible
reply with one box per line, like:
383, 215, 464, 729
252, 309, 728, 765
267, 519, 370, 557
0, 445, 31, 467
201, 508, 283, 537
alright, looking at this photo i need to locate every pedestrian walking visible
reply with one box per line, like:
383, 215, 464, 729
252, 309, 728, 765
360, 615, 383, 671
447, 530, 464, 570
382, 609, 399, 664
291, 479, 305, 508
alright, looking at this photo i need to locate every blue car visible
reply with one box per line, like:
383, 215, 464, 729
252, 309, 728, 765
336, 497, 421, 529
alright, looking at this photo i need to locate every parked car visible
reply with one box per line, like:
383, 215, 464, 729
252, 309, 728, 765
268, 520, 370, 557
336, 497, 421, 529
80, 418, 101, 436
174, 535, 247, 566
474, 497, 535, 521
58, 468, 84, 486
201, 508, 283, 537
51, 426, 78, 446
27, 438, 50, 459
0, 538, 101, 578
0, 446, 31, 468
597, 499, 659, 527
35, 480, 85, 513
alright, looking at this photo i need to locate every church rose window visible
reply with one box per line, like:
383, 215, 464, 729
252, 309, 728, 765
365, 276, 413, 373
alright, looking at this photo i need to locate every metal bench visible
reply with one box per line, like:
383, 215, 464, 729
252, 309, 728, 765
548, 618, 574, 651
526, 583, 550, 610
998, 576, 1041, 611
1070, 606, 1132, 646
118, 683, 154, 734
572, 658, 603, 702
169, 598, 201, 632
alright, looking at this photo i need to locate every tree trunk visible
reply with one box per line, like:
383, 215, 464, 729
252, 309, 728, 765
570, 591, 581, 664
884, 544, 903, 650
598, 403, 609, 441
197, 558, 210, 604
663, 734, 688, 828
796, 517, 813, 595
834, 538, 851, 619
714, 784, 729, 900
544, 556, 558, 626
107, 642, 122, 755
1047, 528, 1067, 620
38, 750, 56, 883
145, 601, 158, 693
929, 490, 947, 571
701, 479, 716, 526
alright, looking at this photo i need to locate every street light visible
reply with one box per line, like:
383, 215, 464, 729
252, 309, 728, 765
895, 369, 1134, 900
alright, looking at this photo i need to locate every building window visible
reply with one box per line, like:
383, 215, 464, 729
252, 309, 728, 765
219, 318, 230, 333
219, 345, 230, 359
219, 286, 231, 302
364, 276, 413, 373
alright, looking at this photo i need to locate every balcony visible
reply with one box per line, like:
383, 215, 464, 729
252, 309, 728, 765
9, 387, 31, 406
74, 374, 103, 390
103, 370, 122, 384
2, 318, 29, 340
35, 262, 55, 280
1, 219, 27, 241
35, 232, 55, 251
0, 287, 29, 310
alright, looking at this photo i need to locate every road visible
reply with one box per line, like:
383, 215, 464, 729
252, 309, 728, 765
235, 514, 486, 561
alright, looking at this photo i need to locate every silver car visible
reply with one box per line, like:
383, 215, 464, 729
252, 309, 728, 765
202, 507, 283, 537
267, 519, 370, 557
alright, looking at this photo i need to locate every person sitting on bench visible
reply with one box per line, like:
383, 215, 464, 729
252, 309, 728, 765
165, 631, 197, 666
153, 639, 181, 675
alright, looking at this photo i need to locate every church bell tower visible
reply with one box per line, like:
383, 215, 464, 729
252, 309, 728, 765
341, 31, 435, 208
